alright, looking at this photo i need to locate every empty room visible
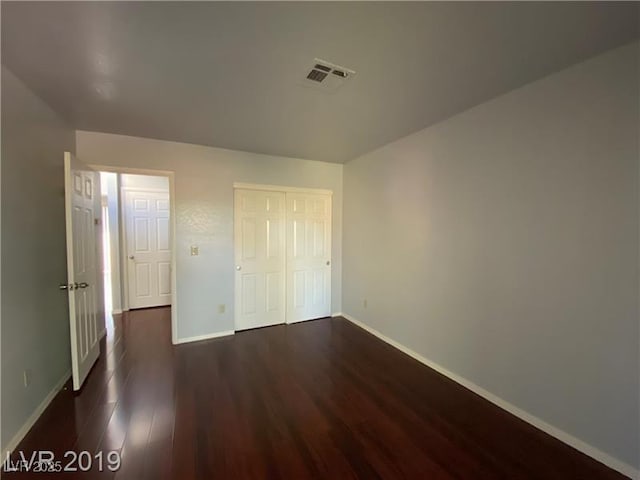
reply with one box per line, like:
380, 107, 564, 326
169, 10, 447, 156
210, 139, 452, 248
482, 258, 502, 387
1, 1, 638, 479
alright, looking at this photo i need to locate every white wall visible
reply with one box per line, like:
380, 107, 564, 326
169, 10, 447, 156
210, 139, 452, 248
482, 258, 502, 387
1, 67, 76, 450
342, 42, 639, 472
120, 173, 169, 191
76, 131, 343, 341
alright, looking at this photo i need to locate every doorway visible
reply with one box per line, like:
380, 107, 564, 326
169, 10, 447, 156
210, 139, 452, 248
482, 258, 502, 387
98, 170, 175, 336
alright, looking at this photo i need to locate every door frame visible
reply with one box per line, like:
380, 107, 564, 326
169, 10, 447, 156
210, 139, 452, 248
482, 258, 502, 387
91, 165, 178, 345
233, 182, 333, 196
232, 182, 333, 329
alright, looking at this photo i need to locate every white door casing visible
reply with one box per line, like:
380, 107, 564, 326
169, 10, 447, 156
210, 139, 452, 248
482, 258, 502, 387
285, 192, 332, 323
234, 189, 286, 330
64, 152, 101, 391
123, 189, 172, 309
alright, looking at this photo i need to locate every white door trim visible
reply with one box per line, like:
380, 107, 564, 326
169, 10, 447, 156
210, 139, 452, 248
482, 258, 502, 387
233, 182, 333, 196
92, 165, 175, 177
89, 164, 179, 345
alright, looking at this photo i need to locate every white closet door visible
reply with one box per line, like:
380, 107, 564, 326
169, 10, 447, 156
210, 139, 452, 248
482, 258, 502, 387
234, 189, 286, 330
286, 193, 332, 323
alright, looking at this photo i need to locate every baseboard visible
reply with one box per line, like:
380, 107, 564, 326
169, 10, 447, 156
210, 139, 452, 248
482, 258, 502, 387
341, 313, 639, 480
112, 309, 123, 315
286, 318, 305, 325
284, 314, 342, 325
331, 312, 344, 317
174, 330, 234, 345
1, 369, 71, 465
287, 316, 329, 325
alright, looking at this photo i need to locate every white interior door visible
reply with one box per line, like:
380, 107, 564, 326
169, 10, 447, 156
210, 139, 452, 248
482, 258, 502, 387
63, 152, 101, 391
234, 189, 286, 330
286, 192, 332, 323
124, 189, 172, 309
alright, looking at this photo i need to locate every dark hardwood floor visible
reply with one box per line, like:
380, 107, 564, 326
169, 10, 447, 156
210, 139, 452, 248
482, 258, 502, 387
4, 307, 628, 479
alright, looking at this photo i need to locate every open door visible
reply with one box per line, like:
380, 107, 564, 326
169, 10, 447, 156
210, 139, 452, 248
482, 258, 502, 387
62, 152, 100, 390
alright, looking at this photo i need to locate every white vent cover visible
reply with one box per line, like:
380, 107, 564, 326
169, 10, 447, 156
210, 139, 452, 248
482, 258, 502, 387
301, 58, 356, 93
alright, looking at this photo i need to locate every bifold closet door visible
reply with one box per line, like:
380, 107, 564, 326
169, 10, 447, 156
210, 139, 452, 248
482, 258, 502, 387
234, 189, 286, 330
286, 193, 332, 323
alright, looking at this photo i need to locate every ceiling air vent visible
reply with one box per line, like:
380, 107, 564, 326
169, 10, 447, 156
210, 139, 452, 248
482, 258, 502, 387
307, 68, 328, 83
301, 58, 356, 93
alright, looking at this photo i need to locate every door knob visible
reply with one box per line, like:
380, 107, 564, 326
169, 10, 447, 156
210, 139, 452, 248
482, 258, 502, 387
129, 255, 135, 260
59, 283, 74, 291
77, 282, 89, 289
236, 265, 242, 271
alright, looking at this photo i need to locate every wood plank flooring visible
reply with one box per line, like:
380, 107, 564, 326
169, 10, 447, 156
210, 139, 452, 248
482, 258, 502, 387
3, 307, 628, 479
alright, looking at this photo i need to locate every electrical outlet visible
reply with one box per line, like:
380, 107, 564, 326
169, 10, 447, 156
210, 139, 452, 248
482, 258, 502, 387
218, 304, 226, 314
23, 369, 32, 388
363, 299, 368, 309
190, 245, 199, 256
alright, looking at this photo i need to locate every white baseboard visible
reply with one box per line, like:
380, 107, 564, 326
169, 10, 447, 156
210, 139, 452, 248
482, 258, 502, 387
342, 313, 638, 480
331, 312, 344, 317
174, 330, 234, 345
1, 369, 71, 465
285, 314, 342, 325
286, 318, 319, 325
112, 309, 123, 315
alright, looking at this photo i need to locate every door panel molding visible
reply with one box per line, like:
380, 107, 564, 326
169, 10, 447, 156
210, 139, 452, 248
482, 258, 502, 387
285, 192, 332, 323
64, 152, 101, 391
234, 189, 287, 330
234, 184, 332, 331
124, 189, 172, 309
